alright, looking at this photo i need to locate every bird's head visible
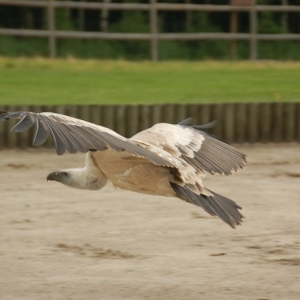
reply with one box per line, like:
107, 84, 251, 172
46, 168, 107, 190
47, 171, 70, 184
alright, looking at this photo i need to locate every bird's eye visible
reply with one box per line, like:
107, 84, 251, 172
60, 172, 67, 176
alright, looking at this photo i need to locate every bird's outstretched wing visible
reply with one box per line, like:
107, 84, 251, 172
131, 120, 246, 176
131, 119, 246, 228
0, 111, 178, 167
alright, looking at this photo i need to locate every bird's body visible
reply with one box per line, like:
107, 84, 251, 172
0, 110, 247, 228
91, 150, 176, 196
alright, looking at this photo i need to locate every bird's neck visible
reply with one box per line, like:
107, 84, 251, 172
64, 167, 107, 191
62, 154, 107, 190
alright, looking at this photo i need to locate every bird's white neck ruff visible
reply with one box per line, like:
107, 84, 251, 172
60, 153, 108, 190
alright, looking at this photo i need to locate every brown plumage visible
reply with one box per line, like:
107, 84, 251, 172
0, 111, 247, 228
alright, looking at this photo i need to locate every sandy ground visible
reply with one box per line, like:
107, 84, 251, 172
0, 144, 300, 300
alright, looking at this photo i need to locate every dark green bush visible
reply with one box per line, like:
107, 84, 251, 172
0, 3, 299, 60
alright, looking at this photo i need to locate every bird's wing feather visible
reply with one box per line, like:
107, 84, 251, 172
170, 182, 244, 228
130, 122, 246, 176
0, 111, 178, 168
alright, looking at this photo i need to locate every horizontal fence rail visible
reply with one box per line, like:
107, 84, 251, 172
0, 103, 299, 150
1, 0, 300, 12
0, 0, 300, 61
2, 29, 300, 41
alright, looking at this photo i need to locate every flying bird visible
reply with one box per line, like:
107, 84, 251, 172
0, 110, 246, 228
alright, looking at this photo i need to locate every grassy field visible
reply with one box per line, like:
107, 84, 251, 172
0, 57, 299, 105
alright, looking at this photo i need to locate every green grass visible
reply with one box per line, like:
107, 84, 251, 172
0, 57, 299, 105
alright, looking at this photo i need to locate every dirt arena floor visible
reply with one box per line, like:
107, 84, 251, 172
0, 144, 300, 300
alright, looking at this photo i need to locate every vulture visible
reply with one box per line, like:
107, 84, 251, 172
0, 110, 246, 228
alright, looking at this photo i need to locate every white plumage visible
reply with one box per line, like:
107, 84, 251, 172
0, 110, 247, 228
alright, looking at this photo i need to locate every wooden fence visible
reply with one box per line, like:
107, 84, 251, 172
0, 103, 299, 150
0, 0, 300, 61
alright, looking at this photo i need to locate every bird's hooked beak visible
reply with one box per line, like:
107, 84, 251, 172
47, 171, 63, 182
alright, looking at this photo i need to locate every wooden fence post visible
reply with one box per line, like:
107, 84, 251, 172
0, 105, 5, 149
248, 102, 258, 143
5, 105, 18, 148
224, 103, 235, 144
199, 104, 212, 126
296, 103, 300, 142
174, 104, 187, 124
101, 0, 110, 32
212, 103, 224, 139
271, 102, 283, 142
48, 0, 56, 58
230, 11, 238, 60
284, 103, 296, 142
79, 0, 85, 31
236, 103, 247, 143
151, 105, 161, 126
259, 103, 271, 142
127, 105, 139, 137
250, 0, 257, 60
150, 0, 158, 62
139, 105, 151, 131
116, 105, 126, 136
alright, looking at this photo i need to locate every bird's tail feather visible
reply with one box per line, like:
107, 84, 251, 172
170, 182, 244, 228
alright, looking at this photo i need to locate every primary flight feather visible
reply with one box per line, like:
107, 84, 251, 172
0, 111, 246, 228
